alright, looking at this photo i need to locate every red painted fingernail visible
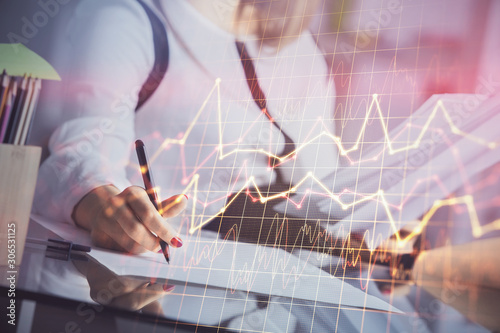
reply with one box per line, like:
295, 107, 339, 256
183, 194, 188, 200
163, 284, 175, 292
170, 237, 183, 248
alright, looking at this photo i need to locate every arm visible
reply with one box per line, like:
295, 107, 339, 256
35, 0, 183, 253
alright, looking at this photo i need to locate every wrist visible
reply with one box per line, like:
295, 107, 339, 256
72, 184, 120, 230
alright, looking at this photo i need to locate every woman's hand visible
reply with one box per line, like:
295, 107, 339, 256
74, 257, 174, 313
72, 185, 187, 253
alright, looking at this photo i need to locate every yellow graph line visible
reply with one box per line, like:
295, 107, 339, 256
185, 172, 395, 233
149, 78, 500, 241
407, 196, 500, 240
184, 171, 500, 245
151, 79, 497, 164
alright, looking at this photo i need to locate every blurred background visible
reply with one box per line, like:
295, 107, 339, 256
1, 1, 499, 331
1, 0, 499, 159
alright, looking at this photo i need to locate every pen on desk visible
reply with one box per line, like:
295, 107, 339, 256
24, 237, 91, 262
135, 139, 170, 264
26, 237, 91, 253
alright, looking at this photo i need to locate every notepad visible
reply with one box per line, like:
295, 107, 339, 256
30, 214, 401, 313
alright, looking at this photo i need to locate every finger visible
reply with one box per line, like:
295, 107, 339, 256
85, 258, 149, 300
141, 300, 164, 315
111, 188, 161, 252
124, 187, 183, 248
93, 280, 150, 306
113, 278, 152, 295
85, 258, 121, 302
107, 283, 175, 311
91, 280, 151, 306
91, 227, 149, 254
160, 194, 188, 218
96, 201, 161, 253
90, 227, 126, 251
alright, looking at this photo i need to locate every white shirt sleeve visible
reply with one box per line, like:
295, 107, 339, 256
34, 0, 154, 223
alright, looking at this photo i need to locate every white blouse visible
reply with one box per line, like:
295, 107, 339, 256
34, 0, 338, 227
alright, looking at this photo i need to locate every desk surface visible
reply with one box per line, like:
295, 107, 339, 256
0, 218, 494, 333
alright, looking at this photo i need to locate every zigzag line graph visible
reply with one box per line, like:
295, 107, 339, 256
168, 194, 500, 292
145, 78, 500, 243
149, 78, 497, 164
181, 172, 500, 244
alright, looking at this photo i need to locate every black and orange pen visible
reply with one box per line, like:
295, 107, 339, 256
135, 139, 170, 264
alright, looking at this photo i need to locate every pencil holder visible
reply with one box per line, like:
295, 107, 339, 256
0, 144, 41, 266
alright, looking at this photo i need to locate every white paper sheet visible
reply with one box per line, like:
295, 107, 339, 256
31, 214, 401, 313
